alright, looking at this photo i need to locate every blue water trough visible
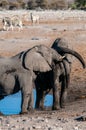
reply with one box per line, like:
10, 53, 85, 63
0, 89, 53, 115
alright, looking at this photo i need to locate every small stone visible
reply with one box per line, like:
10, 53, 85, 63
48, 127, 57, 130
32, 125, 41, 129
74, 127, 79, 130
45, 119, 48, 123
57, 127, 63, 130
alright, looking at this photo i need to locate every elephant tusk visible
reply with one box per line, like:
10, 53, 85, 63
60, 55, 65, 60
56, 55, 65, 63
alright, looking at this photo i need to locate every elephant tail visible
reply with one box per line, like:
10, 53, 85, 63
52, 46, 85, 69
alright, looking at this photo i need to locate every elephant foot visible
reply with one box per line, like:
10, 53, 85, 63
20, 108, 29, 115
40, 106, 45, 110
60, 104, 65, 109
20, 109, 34, 115
29, 109, 34, 114
20, 111, 28, 115
52, 105, 60, 110
25, 109, 34, 115
35, 104, 45, 111
37, 107, 45, 111
60, 103, 65, 108
0, 112, 4, 116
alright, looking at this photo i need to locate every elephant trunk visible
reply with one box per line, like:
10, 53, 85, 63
52, 46, 85, 69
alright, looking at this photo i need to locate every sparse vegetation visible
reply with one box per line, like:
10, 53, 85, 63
0, 0, 9, 9
27, 0, 37, 9
9, 2, 20, 10
0, 0, 85, 10
17, 0, 26, 9
71, 0, 86, 9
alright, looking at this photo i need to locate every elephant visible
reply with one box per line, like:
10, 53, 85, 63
51, 38, 85, 108
0, 44, 64, 114
0, 56, 34, 114
52, 38, 85, 108
35, 38, 86, 110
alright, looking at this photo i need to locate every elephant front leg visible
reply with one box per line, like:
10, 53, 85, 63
28, 91, 34, 111
21, 71, 34, 114
52, 78, 61, 110
21, 92, 33, 114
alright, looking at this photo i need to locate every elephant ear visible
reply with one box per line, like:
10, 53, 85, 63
22, 45, 64, 72
33, 45, 64, 66
22, 50, 51, 72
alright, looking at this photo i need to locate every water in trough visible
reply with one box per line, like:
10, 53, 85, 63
0, 89, 53, 115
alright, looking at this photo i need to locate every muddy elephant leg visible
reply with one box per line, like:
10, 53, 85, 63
35, 89, 41, 109
21, 92, 32, 114
35, 92, 40, 109
53, 81, 60, 110
20, 72, 33, 114
60, 74, 70, 108
27, 90, 34, 111
60, 61, 71, 108
39, 91, 45, 110
53, 65, 61, 110
35, 89, 45, 110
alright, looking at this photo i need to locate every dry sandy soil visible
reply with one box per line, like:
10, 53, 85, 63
0, 10, 86, 130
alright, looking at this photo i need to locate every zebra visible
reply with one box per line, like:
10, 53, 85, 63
2, 15, 23, 31
30, 13, 39, 24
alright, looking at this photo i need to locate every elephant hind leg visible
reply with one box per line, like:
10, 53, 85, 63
60, 60, 71, 108
35, 89, 45, 110
60, 76, 70, 108
35, 89, 41, 109
53, 89, 60, 110
52, 78, 60, 110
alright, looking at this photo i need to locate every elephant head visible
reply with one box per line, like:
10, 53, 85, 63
51, 38, 86, 69
21, 45, 65, 72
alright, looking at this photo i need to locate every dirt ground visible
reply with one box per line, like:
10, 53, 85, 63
0, 10, 86, 129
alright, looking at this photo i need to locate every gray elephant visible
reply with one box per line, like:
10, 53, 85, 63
51, 38, 86, 107
0, 44, 64, 114
35, 38, 85, 110
0, 56, 34, 114
52, 38, 85, 108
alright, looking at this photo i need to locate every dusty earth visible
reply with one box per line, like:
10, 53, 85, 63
0, 10, 86, 130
